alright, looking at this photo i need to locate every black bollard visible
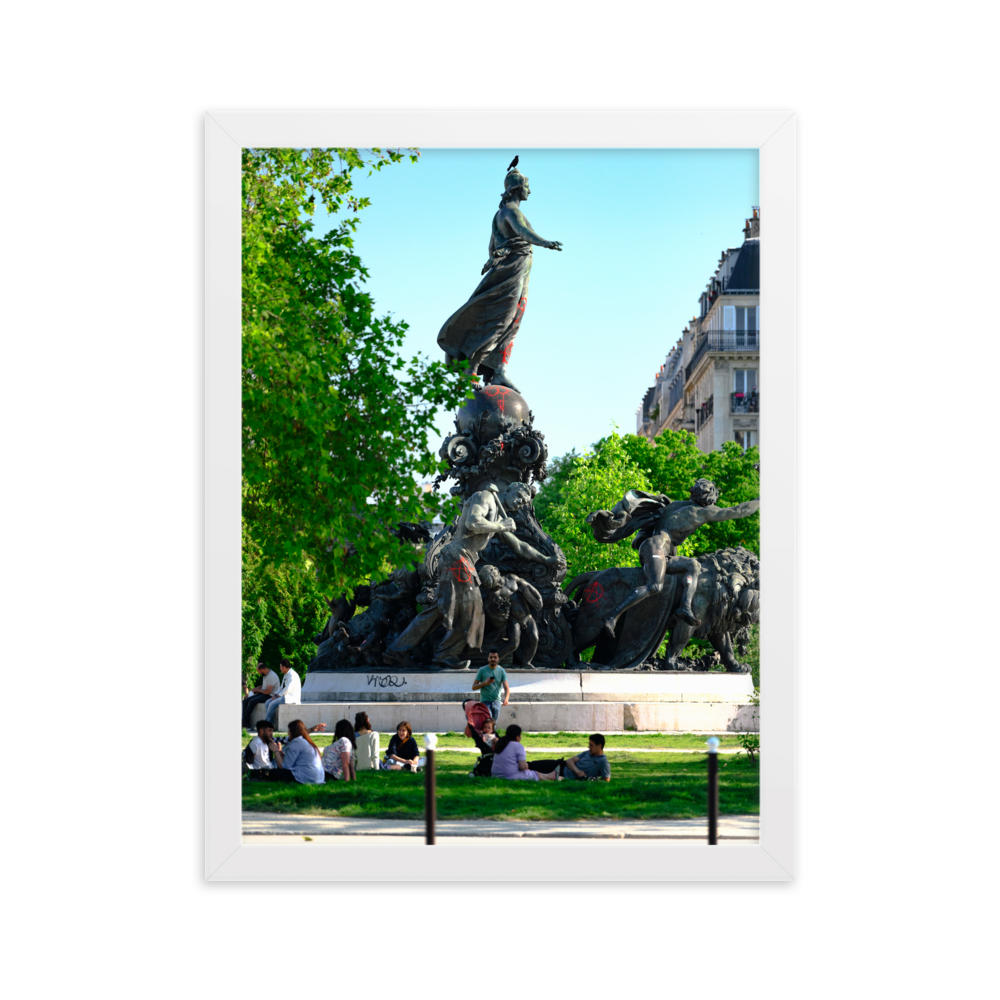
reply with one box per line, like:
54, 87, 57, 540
706, 736, 719, 845
424, 733, 437, 846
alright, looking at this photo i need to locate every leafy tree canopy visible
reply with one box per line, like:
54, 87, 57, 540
536, 428, 760, 666
241, 522, 329, 685
616, 429, 760, 558
242, 147, 472, 595
539, 430, 653, 577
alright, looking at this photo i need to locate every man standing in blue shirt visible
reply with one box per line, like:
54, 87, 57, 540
472, 649, 509, 722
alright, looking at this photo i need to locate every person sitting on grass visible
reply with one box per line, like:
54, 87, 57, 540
382, 721, 420, 772
246, 719, 325, 783
244, 719, 284, 771
491, 724, 559, 782
354, 712, 380, 771
322, 719, 357, 782
563, 734, 611, 782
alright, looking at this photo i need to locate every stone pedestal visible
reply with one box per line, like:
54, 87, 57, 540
278, 669, 758, 733
302, 669, 753, 703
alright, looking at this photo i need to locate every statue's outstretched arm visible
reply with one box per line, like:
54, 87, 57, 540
504, 207, 562, 250
500, 532, 559, 566
702, 499, 760, 524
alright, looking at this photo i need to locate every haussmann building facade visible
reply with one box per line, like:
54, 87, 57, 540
636, 208, 760, 453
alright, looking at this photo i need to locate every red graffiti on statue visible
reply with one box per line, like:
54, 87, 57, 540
583, 580, 604, 604
512, 296, 527, 330
483, 384, 511, 413
447, 557, 474, 584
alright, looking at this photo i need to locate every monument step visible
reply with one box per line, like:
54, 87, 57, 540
275, 699, 758, 734
301, 668, 754, 704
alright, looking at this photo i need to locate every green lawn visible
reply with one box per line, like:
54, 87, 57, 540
245, 730, 746, 751
242, 748, 759, 822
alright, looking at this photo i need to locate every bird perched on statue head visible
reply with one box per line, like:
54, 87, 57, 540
507, 155, 519, 172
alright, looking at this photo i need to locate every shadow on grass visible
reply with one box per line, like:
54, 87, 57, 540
242, 751, 759, 822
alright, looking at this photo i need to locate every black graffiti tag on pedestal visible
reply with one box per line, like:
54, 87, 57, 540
366, 674, 408, 688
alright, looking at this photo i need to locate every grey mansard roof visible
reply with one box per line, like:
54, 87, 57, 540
726, 238, 759, 292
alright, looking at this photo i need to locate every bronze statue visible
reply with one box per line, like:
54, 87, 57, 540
437, 158, 562, 393
384, 481, 559, 669
479, 564, 545, 668
587, 479, 760, 637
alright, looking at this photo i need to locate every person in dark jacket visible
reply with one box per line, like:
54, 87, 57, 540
381, 721, 420, 772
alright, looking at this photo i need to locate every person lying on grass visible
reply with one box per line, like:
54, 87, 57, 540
492, 724, 559, 781
322, 719, 357, 782
563, 734, 611, 782
382, 721, 420, 772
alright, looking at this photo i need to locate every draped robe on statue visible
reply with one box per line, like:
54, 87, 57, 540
384, 536, 486, 665
437, 220, 533, 378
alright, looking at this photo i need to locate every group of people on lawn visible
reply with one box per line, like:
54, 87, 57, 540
240, 649, 611, 786
244, 711, 402, 784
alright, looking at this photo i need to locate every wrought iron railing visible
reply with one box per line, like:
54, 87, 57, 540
731, 391, 759, 414
686, 330, 760, 382
696, 395, 714, 431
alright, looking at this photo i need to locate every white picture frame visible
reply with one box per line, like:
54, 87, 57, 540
206, 110, 796, 881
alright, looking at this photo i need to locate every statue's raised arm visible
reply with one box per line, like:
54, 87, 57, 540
695, 497, 760, 526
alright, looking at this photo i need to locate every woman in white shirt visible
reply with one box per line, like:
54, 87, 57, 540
322, 719, 357, 781
354, 711, 380, 771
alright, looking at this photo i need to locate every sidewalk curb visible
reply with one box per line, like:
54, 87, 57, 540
241, 812, 760, 841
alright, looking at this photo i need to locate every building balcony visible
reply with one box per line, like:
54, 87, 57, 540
731, 391, 759, 414
696, 395, 714, 431
668, 378, 684, 415
686, 330, 760, 383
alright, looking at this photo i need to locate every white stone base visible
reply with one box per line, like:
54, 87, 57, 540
301, 669, 754, 703
275, 700, 758, 734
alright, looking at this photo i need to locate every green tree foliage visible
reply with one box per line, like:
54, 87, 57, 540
616, 429, 760, 557
242, 523, 330, 686
742, 623, 760, 689
537, 429, 760, 666
537, 428, 759, 579
242, 147, 472, 597
539, 430, 653, 576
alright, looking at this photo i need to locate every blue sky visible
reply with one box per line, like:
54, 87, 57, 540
321, 148, 758, 463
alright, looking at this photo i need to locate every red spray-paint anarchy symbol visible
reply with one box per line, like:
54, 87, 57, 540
583, 580, 604, 604
512, 296, 527, 331
483, 384, 510, 413
448, 557, 474, 584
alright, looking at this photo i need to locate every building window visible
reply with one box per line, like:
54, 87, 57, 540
735, 429, 758, 451
734, 306, 758, 346
734, 369, 758, 394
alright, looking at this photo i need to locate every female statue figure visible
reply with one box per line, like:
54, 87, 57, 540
437, 159, 563, 392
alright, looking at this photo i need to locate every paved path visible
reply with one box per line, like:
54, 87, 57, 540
434, 746, 745, 754
242, 812, 758, 841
